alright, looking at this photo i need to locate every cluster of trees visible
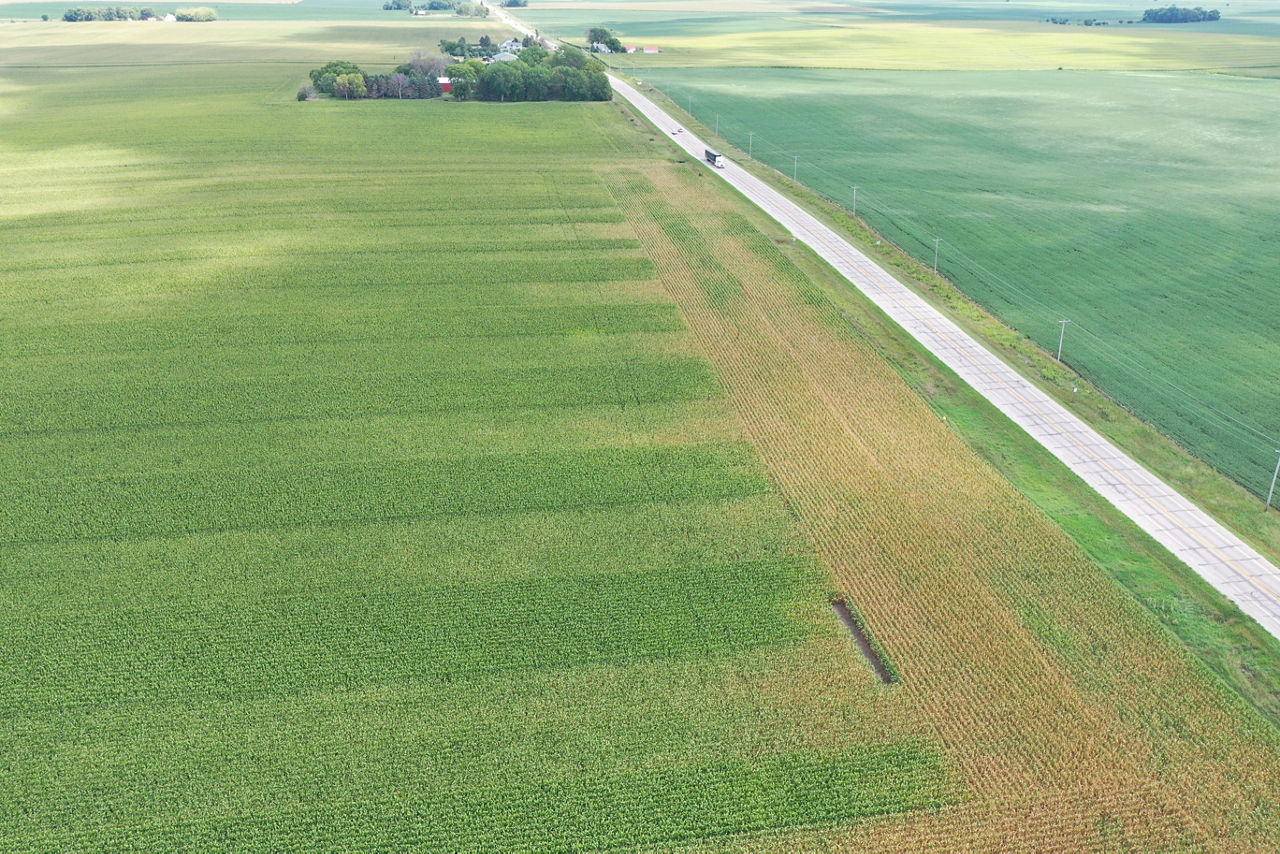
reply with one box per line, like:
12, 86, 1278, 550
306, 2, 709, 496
1142, 5, 1220, 22
446, 47, 611, 102
62, 5, 215, 19
587, 26, 624, 54
439, 33, 536, 59
64, 6, 153, 19
302, 55, 446, 100
382, 0, 487, 13
302, 46, 611, 104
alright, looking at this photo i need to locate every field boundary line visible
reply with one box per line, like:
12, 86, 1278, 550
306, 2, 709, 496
608, 74, 1280, 642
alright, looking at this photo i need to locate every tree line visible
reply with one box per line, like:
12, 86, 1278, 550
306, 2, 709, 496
381, 0, 488, 15
439, 33, 533, 59
444, 44, 611, 101
1142, 5, 1220, 22
301, 45, 611, 103
302, 56, 444, 100
62, 5, 215, 19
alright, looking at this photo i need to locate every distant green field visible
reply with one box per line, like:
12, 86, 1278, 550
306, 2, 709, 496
0, 19, 507, 69
642, 66, 1280, 496
0, 36, 952, 848
521, 0, 1280, 71
0, 0, 413, 21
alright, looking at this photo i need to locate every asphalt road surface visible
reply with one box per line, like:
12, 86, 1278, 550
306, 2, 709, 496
611, 75, 1280, 642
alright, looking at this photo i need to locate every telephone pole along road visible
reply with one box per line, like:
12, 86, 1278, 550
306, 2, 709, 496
609, 74, 1280, 642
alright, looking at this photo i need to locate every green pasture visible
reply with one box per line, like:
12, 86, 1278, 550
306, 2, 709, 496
0, 35, 950, 849
645, 66, 1280, 497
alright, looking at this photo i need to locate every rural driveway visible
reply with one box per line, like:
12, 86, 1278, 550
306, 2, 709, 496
610, 75, 1280, 642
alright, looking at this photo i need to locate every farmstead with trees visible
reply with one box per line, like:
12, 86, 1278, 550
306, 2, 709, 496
305, 45, 610, 102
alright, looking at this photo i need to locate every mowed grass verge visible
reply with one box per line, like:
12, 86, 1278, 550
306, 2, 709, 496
0, 50, 949, 848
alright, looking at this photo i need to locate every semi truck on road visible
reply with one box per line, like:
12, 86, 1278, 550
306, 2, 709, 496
705, 149, 725, 168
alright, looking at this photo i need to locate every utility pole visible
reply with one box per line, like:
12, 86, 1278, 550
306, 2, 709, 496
687, 94, 692, 114
748, 131, 753, 157
1057, 319, 1071, 362
1268, 450, 1280, 511
850, 185, 858, 216
714, 114, 719, 136
793, 155, 798, 181
933, 237, 941, 273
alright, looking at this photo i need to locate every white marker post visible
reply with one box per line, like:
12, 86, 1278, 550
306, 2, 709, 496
1267, 450, 1280, 511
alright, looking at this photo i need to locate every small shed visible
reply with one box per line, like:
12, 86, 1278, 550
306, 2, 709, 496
642, 46, 660, 54
438, 77, 451, 93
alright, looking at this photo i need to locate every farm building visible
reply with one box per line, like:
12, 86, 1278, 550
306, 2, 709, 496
438, 77, 451, 93
499, 38, 522, 52
492, 52, 519, 62
642, 46, 660, 54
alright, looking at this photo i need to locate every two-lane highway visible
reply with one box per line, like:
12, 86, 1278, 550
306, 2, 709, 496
610, 74, 1280, 641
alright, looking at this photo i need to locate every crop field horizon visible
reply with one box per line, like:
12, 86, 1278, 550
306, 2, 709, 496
5, 9, 1280, 850
519, 0, 1280, 71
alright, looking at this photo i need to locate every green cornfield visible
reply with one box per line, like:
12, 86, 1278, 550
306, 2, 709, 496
0, 28, 951, 849
5, 8, 1280, 850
